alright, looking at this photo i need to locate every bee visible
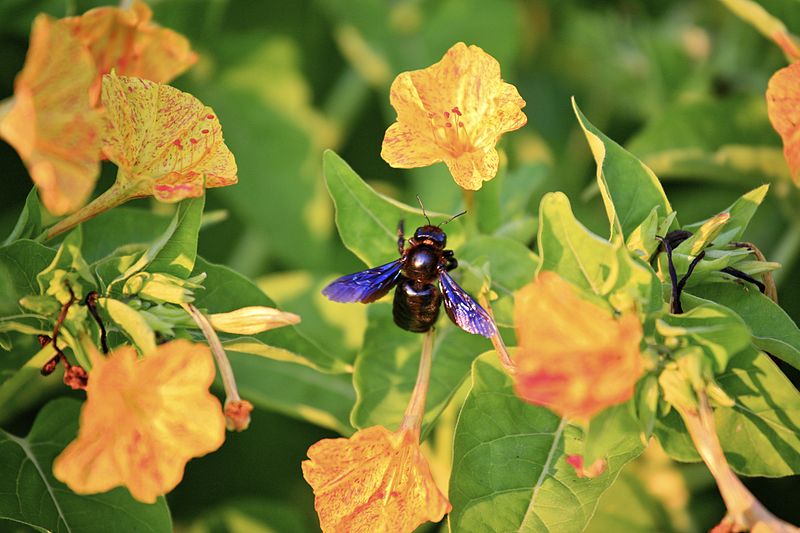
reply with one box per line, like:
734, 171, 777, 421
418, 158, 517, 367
322, 202, 496, 338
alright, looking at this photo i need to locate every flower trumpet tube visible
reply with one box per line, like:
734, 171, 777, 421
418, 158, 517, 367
184, 303, 252, 431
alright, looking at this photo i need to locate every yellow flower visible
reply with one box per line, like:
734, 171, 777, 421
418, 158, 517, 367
52, 340, 225, 503
100, 72, 238, 203
60, 0, 197, 105
0, 15, 102, 215
302, 426, 451, 533
381, 42, 526, 190
513, 272, 644, 420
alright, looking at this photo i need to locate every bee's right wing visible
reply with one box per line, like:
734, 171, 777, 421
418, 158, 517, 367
322, 259, 403, 303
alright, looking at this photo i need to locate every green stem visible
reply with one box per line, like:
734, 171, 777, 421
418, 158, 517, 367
771, 217, 800, 287
37, 180, 136, 242
322, 67, 370, 145
400, 328, 434, 436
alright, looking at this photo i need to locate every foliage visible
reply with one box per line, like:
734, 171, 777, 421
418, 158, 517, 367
1, 1, 800, 532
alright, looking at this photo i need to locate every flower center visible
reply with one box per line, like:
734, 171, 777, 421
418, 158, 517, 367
429, 106, 472, 157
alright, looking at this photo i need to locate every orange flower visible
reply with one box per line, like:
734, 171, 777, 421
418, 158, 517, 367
381, 42, 526, 190
302, 426, 451, 533
61, 0, 196, 104
52, 340, 225, 503
767, 61, 800, 185
513, 272, 644, 420
0, 15, 101, 215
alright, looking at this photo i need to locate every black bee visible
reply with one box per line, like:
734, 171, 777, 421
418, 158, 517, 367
322, 206, 496, 338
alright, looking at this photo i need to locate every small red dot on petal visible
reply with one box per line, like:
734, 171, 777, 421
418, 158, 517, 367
206, 114, 215, 120
201, 129, 209, 134
190, 138, 198, 144
445, 122, 452, 128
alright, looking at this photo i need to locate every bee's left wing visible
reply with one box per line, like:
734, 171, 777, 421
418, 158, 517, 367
322, 259, 403, 303
438, 270, 497, 338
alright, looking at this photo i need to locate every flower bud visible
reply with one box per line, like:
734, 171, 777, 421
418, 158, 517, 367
123, 272, 204, 304
658, 366, 698, 413
209, 306, 300, 335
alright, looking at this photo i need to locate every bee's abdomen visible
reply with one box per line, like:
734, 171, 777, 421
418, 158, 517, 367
393, 277, 441, 333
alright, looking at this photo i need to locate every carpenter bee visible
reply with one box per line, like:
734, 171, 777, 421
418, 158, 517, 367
322, 202, 496, 338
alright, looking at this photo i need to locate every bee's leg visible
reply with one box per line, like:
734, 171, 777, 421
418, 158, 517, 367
443, 249, 458, 271
397, 219, 405, 255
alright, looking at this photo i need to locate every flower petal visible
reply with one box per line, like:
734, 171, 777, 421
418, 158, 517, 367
61, 0, 196, 104
302, 426, 451, 532
381, 122, 443, 168
101, 72, 237, 199
766, 62, 800, 185
0, 15, 101, 215
444, 147, 499, 190
513, 272, 644, 420
53, 340, 225, 503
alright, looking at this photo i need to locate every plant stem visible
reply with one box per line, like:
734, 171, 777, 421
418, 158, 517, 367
677, 391, 797, 532
38, 181, 136, 242
184, 303, 242, 404
400, 328, 435, 436
478, 293, 516, 374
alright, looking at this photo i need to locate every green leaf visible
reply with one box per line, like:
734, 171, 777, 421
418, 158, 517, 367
686, 284, 800, 370
583, 400, 644, 465
351, 303, 488, 434
456, 235, 538, 327
0, 398, 171, 532
537, 192, 661, 313
626, 96, 789, 186
449, 354, 643, 533
79, 207, 171, 264
99, 298, 157, 355
572, 98, 673, 240
192, 256, 347, 373
0, 240, 55, 315
36, 228, 94, 298
3, 188, 44, 245
681, 185, 769, 248
323, 150, 463, 267
584, 467, 677, 533
147, 196, 205, 279
655, 302, 751, 372
655, 348, 800, 477
226, 351, 354, 435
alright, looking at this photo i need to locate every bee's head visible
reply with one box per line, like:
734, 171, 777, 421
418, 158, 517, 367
413, 225, 447, 248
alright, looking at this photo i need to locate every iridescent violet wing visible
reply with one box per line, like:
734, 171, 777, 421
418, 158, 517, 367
322, 259, 403, 303
439, 270, 497, 338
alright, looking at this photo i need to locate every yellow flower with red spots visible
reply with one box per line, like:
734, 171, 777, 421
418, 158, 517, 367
302, 426, 451, 533
513, 271, 644, 421
381, 42, 527, 190
52, 340, 225, 503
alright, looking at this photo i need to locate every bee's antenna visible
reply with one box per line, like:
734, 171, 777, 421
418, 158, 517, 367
440, 210, 467, 226
416, 194, 431, 225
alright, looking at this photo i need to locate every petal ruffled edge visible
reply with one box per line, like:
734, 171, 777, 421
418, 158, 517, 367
444, 147, 499, 190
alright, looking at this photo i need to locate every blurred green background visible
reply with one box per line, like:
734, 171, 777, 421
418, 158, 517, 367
1, 0, 799, 531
